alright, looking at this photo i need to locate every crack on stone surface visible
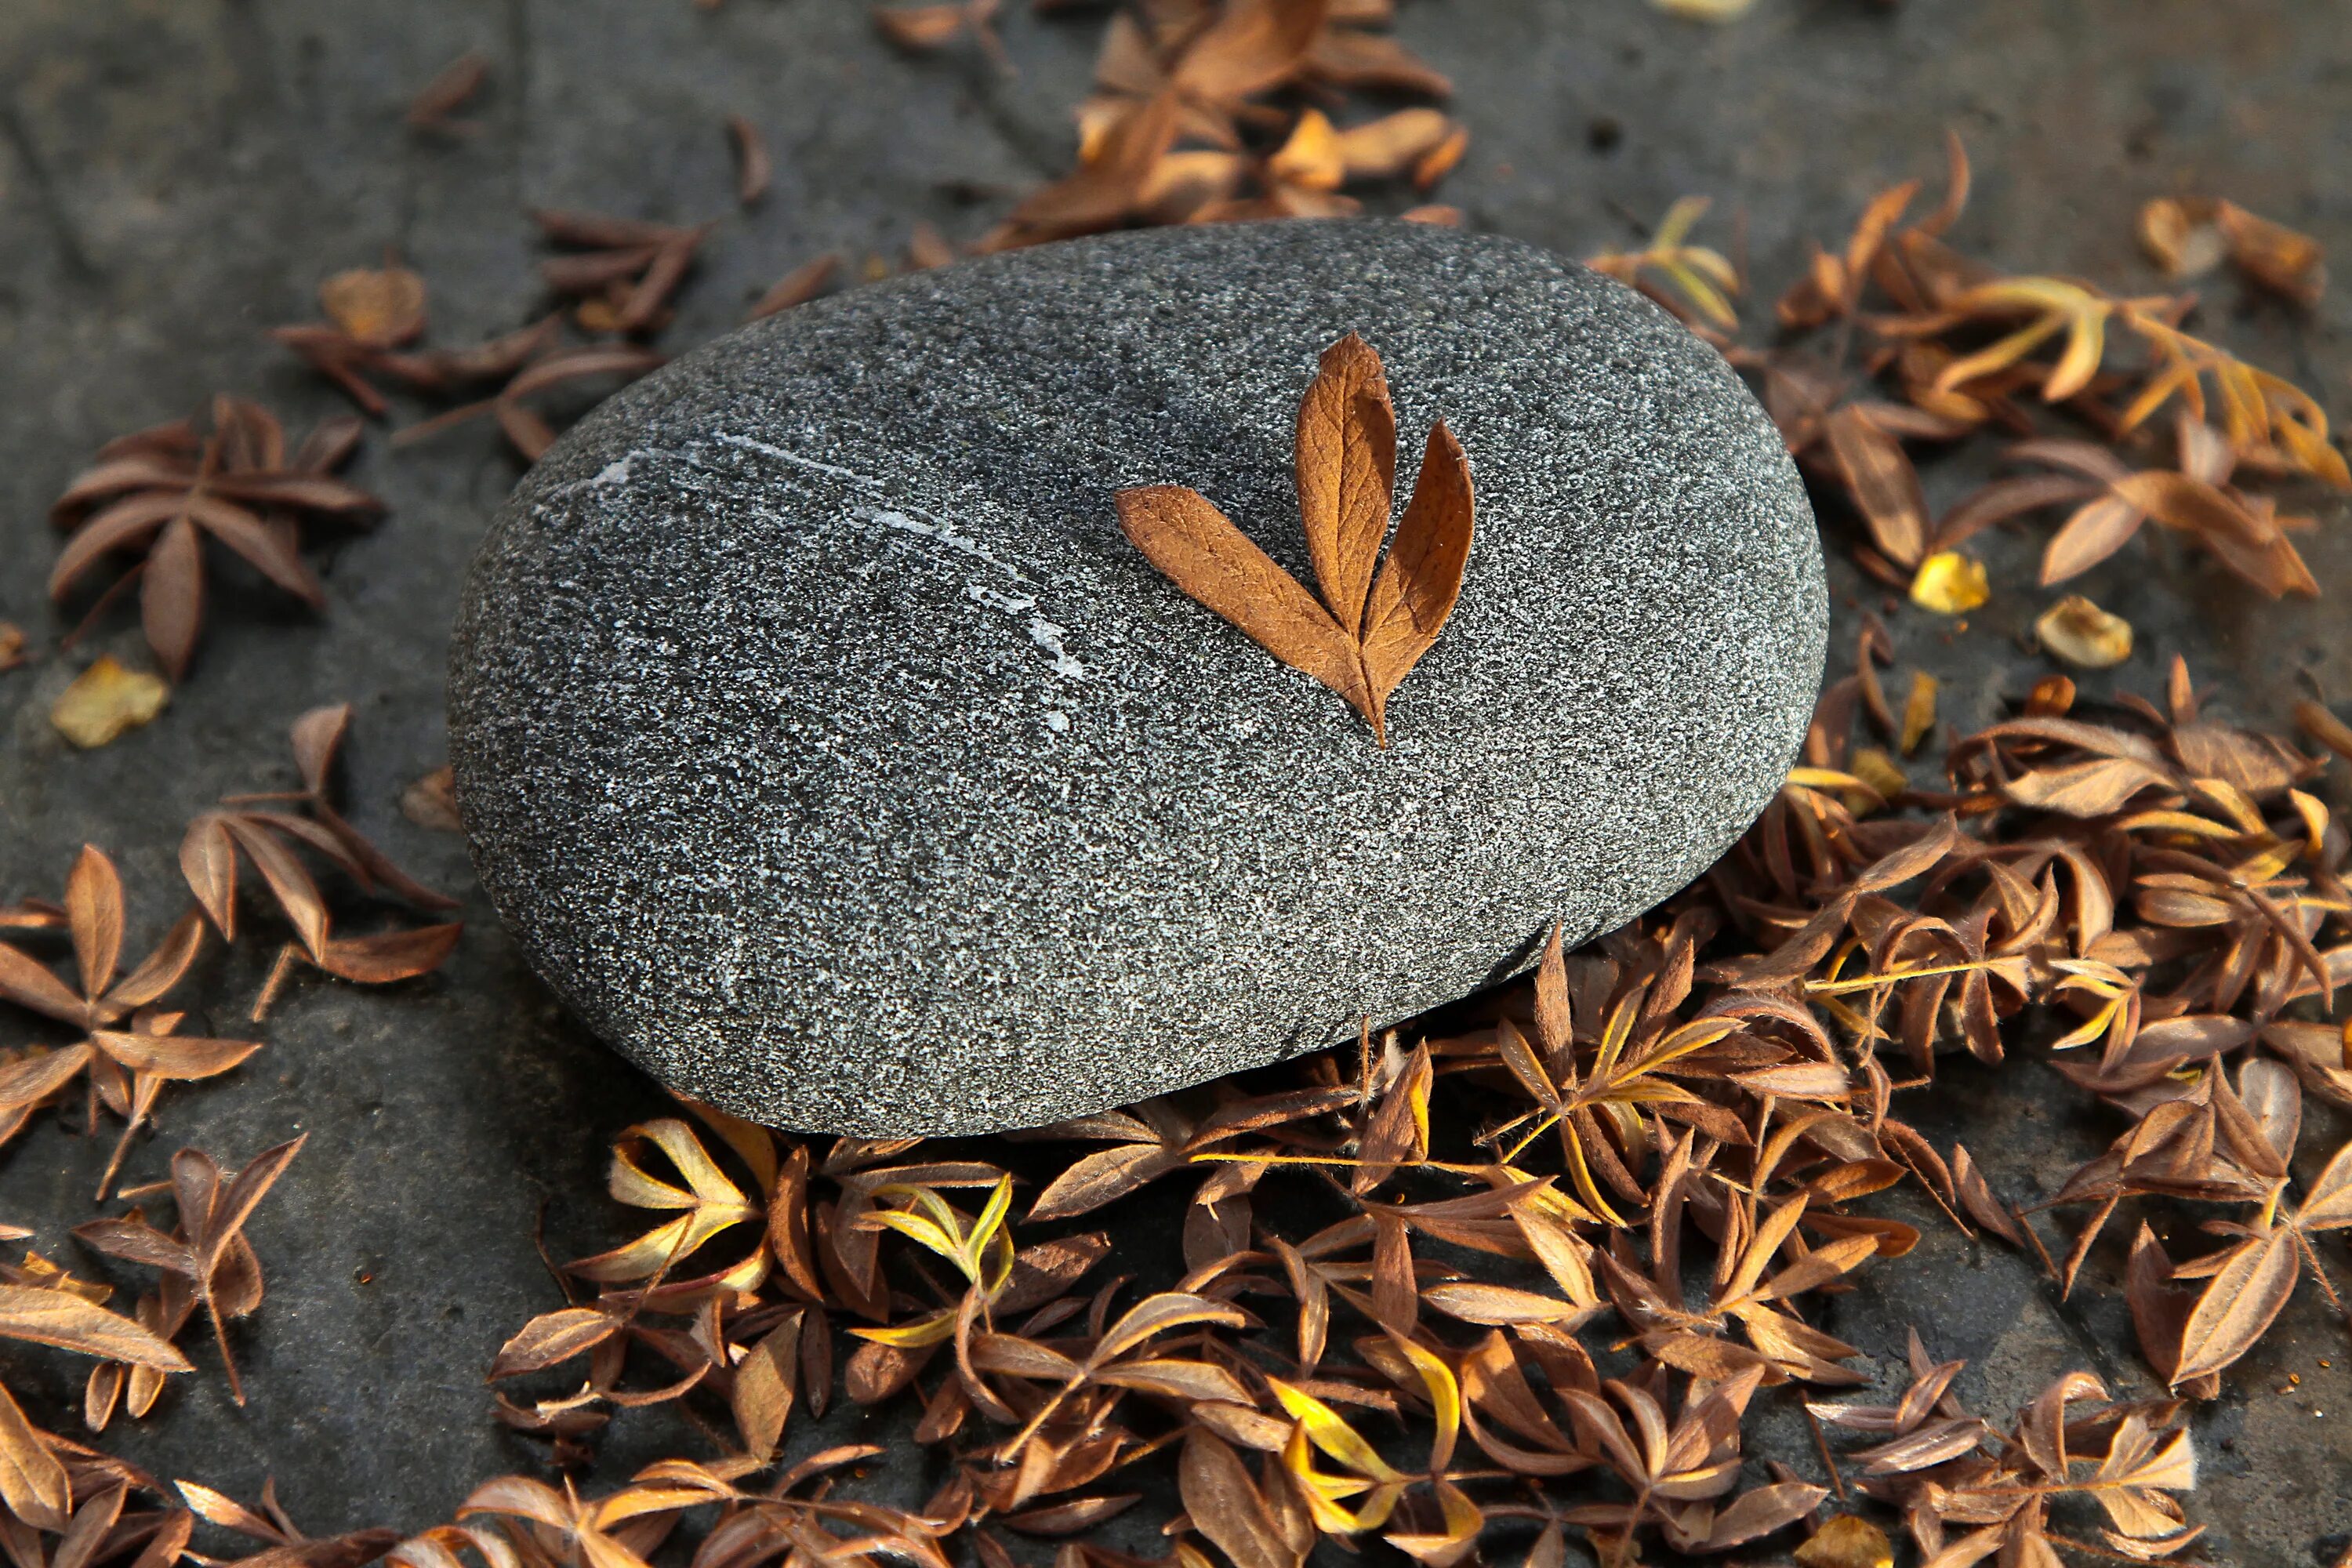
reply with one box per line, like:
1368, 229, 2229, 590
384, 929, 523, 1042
0, 99, 102, 285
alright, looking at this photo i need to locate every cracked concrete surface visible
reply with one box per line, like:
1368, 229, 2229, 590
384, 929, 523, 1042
2, 0, 2349, 1555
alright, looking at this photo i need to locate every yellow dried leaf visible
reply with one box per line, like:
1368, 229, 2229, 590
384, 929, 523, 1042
1909, 551, 1988, 615
52, 657, 169, 749
1650, 0, 1756, 19
2137, 198, 2225, 280
318, 266, 427, 347
1413, 124, 1468, 191
1268, 108, 1347, 192
1846, 747, 1908, 815
2216, 201, 2325, 306
1333, 108, 1455, 183
1900, 670, 1939, 755
2035, 594, 2133, 669
1795, 1515, 1893, 1568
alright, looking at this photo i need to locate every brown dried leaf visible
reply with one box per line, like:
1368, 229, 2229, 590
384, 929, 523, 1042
401, 767, 463, 832
1180, 1429, 1297, 1568
488, 1306, 623, 1378
2172, 1227, 2296, 1383
319, 268, 427, 349
1795, 1515, 1893, 1568
0, 1378, 68, 1530
727, 115, 771, 206
0, 1284, 192, 1368
2035, 595, 2133, 669
1824, 407, 1929, 567
1116, 479, 1370, 717
406, 53, 488, 133
1359, 423, 1474, 710
313, 924, 463, 984
1295, 333, 1398, 634
750, 255, 841, 320
1119, 333, 1472, 744
2216, 201, 2325, 306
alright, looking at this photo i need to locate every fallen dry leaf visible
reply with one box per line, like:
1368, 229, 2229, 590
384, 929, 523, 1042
319, 267, 427, 349
1909, 550, 1988, 614
401, 768, 464, 832
1116, 332, 1473, 744
1900, 670, 1938, 754
1651, 0, 1757, 17
726, 114, 771, 207
2139, 197, 2228, 281
1795, 1515, 1892, 1568
2036, 594, 2133, 668
406, 53, 488, 134
2216, 200, 2325, 306
49, 397, 380, 680
52, 658, 169, 750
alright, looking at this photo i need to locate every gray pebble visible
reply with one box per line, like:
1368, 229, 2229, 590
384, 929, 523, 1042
447, 220, 1826, 1135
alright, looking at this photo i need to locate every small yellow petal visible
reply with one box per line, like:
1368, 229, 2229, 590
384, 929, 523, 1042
2035, 594, 2133, 669
1846, 747, 1909, 815
52, 657, 169, 750
1900, 671, 1940, 755
1910, 551, 1990, 615
1795, 1515, 1893, 1568
1650, 0, 1757, 21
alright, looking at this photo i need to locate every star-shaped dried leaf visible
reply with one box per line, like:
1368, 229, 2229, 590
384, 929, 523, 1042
49, 397, 382, 681
73, 1136, 306, 1406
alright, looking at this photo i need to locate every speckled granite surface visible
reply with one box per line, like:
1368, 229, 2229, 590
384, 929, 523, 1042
448, 221, 1827, 1134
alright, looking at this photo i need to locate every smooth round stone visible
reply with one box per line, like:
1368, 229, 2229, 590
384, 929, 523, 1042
448, 220, 1826, 1136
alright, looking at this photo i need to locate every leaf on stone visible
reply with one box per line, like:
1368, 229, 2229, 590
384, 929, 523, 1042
1295, 332, 1399, 632
1116, 332, 1473, 744
1115, 486, 1371, 721
1360, 423, 1474, 710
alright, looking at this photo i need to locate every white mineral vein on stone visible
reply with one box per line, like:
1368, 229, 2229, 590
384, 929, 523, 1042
715, 433, 1029, 578
712, 435, 1098, 684
1025, 618, 1087, 681
574, 435, 1091, 685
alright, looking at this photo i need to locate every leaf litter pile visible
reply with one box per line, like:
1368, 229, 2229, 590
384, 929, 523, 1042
5, 2, 2352, 1565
